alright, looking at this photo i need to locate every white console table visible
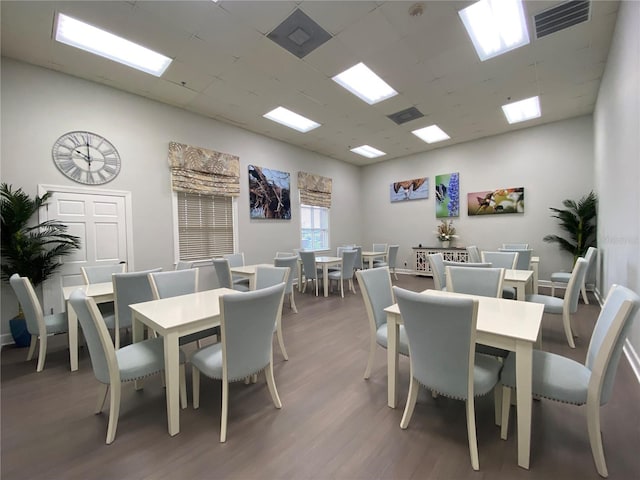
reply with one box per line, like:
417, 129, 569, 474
413, 246, 469, 276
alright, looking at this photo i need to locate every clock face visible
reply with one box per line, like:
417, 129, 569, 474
52, 131, 121, 185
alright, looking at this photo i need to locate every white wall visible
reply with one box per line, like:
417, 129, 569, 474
594, 1, 640, 363
360, 116, 595, 281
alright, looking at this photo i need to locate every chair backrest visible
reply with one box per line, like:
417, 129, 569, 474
197, 265, 220, 291
466, 245, 481, 263
9, 274, 44, 337
356, 267, 394, 330
299, 251, 318, 280
337, 249, 358, 279
353, 245, 363, 270
213, 258, 233, 288
585, 284, 640, 405
113, 268, 162, 330
445, 266, 504, 298
564, 258, 589, 314
393, 286, 478, 400
481, 251, 518, 269
274, 256, 298, 294
427, 253, 446, 290
175, 260, 195, 270
149, 269, 198, 299
255, 266, 289, 290
69, 289, 117, 385
499, 248, 532, 270
444, 261, 491, 268
224, 253, 245, 268
275, 252, 294, 258
373, 243, 388, 253
584, 246, 598, 278
81, 264, 126, 284
387, 245, 399, 268
220, 283, 286, 380
502, 243, 529, 249
336, 246, 349, 257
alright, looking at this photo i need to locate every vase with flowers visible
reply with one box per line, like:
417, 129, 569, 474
436, 220, 458, 248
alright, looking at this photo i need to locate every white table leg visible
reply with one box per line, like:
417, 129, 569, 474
164, 331, 181, 436
387, 313, 399, 408
532, 262, 539, 294
515, 340, 533, 469
323, 264, 329, 297
249, 275, 256, 291
516, 284, 525, 301
67, 301, 78, 372
298, 262, 303, 293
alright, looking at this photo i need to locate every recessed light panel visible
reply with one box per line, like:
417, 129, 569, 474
263, 107, 321, 133
332, 63, 398, 105
502, 96, 541, 124
54, 13, 172, 77
411, 125, 451, 144
350, 145, 386, 158
459, 0, 530, 61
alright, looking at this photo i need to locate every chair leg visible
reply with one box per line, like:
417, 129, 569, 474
551, 282, 556, 297
192, 367, 200, 409
95, 383, 109, 413
265, 362, 283, 409
363, 336, 377, 380
393, 269, 398, 281
500, 386, 511, 440
26, 335, 38, 361
494, 386, 502, 426
581, 284, 589, 305
289, 291, 298, 313
562, 311, 576, 348
105, 381, 121, 444
36, 335, 47, 372
587, 400, 608, 477
179, 364, 187, 409
314, 278, 318, 297
340, 279, 344, 298
114, 328, 120, 350
276, 318, 289, 361
400, 376, 419, 429
220, 381, 229, 443
466, 397, 480, 471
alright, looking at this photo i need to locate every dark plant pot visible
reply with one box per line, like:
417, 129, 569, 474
9, 317, 31, 347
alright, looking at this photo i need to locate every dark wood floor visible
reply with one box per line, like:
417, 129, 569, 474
2, 275, 640, 479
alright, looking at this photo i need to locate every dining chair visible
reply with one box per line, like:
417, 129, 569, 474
275, 251, 294, 258
274, 256, 298, 313
502, 243, 529, 249
175, 260, 196, 270
374, 244, 400, 280
525, 258, 589, 348
444, 261, 491, 268
9, 274, 68, 372
81, 263, 126, 332
68, 289, 187, 444
191, 282, 286, 442
299, 250, 321, 296
328, 249, 358, 297
481, 251, 519, 299
551, 247, 597, 304
213, 258, 250, 292
373, 243, 388, 264
500, 284, 640, 477
356, 267, 409, 379
466, 245, 481, 263
427, 253, 446, 291
499, 248, 533, 271
148, 269, 219, 348
223, 252, 251, 288
353, 245, 363, 271
255, 265, 290, 360
393, 287, 502, 471
112, 268, 162, 349
196, 264, 220, 291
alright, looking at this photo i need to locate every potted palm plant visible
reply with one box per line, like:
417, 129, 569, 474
1, 183, 81, 345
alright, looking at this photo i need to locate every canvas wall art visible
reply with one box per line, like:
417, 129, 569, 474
390, 177, 428, 202
248, 165, 291, 219
467, 187, 525, 215
435, 172, 459, 218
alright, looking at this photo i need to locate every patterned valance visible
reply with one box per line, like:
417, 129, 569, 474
168, 141, 240, 196
298, 171, 332, 208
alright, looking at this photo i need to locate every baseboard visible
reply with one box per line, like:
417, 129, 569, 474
1, 332, 15, 348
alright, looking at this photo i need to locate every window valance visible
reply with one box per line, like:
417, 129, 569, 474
298, 171, 332, 208
168, 141, 240, 196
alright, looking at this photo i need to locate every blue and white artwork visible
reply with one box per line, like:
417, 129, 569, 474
390, 177, 428, 202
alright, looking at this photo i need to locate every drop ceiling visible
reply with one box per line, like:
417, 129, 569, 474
0, 1, 619, 166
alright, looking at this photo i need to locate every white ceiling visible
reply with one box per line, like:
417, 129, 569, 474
0, 1, 619, 166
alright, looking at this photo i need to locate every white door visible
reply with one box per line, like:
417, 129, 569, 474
38, 185, 133, 314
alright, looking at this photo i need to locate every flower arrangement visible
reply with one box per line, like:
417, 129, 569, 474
436, 220, 457, 241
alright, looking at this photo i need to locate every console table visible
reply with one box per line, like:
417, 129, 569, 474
413, 246, 469, 276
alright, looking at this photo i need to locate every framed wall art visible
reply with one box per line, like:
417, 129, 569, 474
467, 187, 525, 215
390, 177, 428, 202
248, 165, 291, 219
435, 172, 459, 218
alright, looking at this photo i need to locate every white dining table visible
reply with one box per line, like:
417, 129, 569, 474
230, 263, 273, 290
129, 287, 236, 436
503, 269, 534, 301
62, 282, 114, 372
362, 250, 386, 269
384, 289, 544, 470
314, 256, 342, 297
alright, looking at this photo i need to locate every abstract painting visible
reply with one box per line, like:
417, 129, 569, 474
390, 177, 428, 202
248, 165, 291, 219
467, 187, 525, 215
435, 172, 459, 218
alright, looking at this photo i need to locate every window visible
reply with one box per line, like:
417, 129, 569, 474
176, 192, 234, 260
300, 204, 329, 251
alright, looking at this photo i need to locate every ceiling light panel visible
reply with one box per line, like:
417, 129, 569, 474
350, 145, 386, 158
263, 107, 321, 133
54, 13, 172, 77
501, 96, 541, 124
411, 125, 451, 144
332, 62, 398, 105
458, 0, 530, 61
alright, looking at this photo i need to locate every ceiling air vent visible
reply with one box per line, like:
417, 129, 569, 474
534, 0, 591, 39
267, 9, 332, 59
387, 107, 424, 125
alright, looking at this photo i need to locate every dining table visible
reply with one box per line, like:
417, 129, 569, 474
129, 287, 236, 436
384, 289, 544, 470
230, 263, 273, 290
503, 269, 534, 301
361, 250, 387, 269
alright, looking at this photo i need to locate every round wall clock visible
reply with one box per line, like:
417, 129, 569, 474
52, 131, 121, 185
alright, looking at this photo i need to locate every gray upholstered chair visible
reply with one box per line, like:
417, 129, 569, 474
393, 286, 502, 471
255, 265, 290, 360
328, 249, 357, 297
148, 269, 219, 348
274, 256, 298, 313
191, 283, 286, 442
353, 245, 363, 271
525, 258, 589, 348
481, 251, 519, 299
427, 253, 446, 291
224, 252, 251, 288
501, 243, 529, 249
374, 244, 400, 280
551, 246, 597, 304
213, 258, 250, 292
444, 261, 492, 268
299, 250, 321, 296
196, 264, 220, 291
112, 268, 162, 349
9, 274, 68, 372
500, 284, 640, 477
445, 266, 505, 298
69, 289, 186, 444
372, 243, 388, 264
356, 267, 409, 379
275, 251, 294, 258
81, 263, 126, 330
466, 245, 481, 263
499, 247, 533, 271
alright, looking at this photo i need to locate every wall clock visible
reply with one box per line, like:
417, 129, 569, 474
52, 131, 121, 185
